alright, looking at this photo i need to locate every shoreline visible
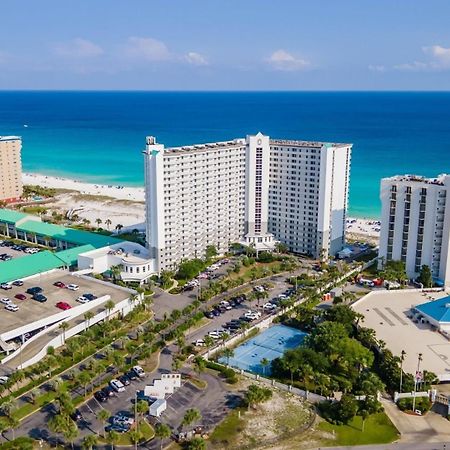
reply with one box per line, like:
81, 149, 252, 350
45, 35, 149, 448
20, 172, 380, 241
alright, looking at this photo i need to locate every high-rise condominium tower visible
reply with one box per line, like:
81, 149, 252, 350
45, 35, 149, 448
144, 133, 352, 272
0, 136, 23, 203
379, 174, 450, 286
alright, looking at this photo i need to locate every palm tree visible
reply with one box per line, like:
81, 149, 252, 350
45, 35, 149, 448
115, 223, 123, 233
107, 430, 119, 450
77, 371, 93, 397
84, 311, 95, 330
97, 408, 111, 438
95, 218, 102, 227
105, 299, 115, 320
82, 434, 98, 450
82, 218, 91, 227
260, 357, 269, 376
110, 265, 122, 282
59, 321, 69, 344
222, 348, 234, 366
155, 423, 171, 450
7, 415, 19, 440
105, 218, 112, 230
204, 335, 215, 358
182, 408, 202, 430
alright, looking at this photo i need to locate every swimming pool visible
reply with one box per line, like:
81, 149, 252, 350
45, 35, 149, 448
218, 324, 306, 376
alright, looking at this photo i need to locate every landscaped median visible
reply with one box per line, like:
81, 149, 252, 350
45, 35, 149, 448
97, 418, 155, 446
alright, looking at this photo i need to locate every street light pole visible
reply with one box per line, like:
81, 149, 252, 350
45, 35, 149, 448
399, 350, 406, 393
412, 352, 423, 413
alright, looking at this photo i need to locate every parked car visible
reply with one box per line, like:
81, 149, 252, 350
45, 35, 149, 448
56, 301, 71, 310
105, 423, 129, 433
0, 298, 11, 305
70, 409, 82, 421
76, 295, 90, 304
132, 365, 145, 378
26, 286, 42, 295
0, 376, 9, 384
113, 413, 135, 426
5, 304, 19, 312
102, 386, 115, 397
204, 311, 214, 319
54, 281, 66, 288
33, 294, 47, 303
14, 294, 27, 301
12, 280, 23, 286
126, 370, 138, 381
193, 339, 206, 347
0, 283, 12, 290
94, 390, 108, 402
118, 374, 131, 386
109, 379, 126, 393
67, 284, 79, 291
83, 293, 97, 301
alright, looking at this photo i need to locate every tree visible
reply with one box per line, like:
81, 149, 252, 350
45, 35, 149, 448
360, 409, 370, 432
418, 265, 433, 288
193, 356, 206, 375
97, 408, 111, 438
205, 245, 217, 260
222, 348, 234, 366
155, 423, 171, 450
260, 358, 270, 376
105, 299, 115, 319
245, 384, 272, 410
110, 264, 122, 282
115, 223, 123, 233
78, 371, 93, 397
82, 434, 98, 450
187, 437, 206, 450
84, 311, 95, 330
64, 421, 79, 450
105, 218, 112, 230
95, 218, 103, 227
107, 430, 119, 450
335, 394, 358, 424
59, 321, 69, 344
182, 408, 202, 429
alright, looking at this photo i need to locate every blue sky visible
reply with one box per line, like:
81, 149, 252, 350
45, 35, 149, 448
1, 0, 450, 90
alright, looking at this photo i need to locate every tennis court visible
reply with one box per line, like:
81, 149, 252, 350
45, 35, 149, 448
219, 324, 306, 375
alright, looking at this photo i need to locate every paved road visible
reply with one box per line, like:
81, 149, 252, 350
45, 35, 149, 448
319, 443, 450, 450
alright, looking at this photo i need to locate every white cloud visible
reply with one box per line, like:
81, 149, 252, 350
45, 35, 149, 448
123, 37, 171, 61
368, 64, 386, 73
184, 51, 208, 66
266, 49, 310, 71
395, 44, 450, 71
54, 38, 103, 58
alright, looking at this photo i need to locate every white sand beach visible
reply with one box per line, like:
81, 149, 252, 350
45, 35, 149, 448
22, 173, 146, 231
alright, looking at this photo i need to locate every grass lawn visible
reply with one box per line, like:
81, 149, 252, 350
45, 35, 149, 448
209, 407, 246, 448
318, 412, 399, 446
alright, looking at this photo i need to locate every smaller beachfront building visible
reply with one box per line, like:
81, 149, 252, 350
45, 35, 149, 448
414, 296, 450, 335
0, 208, 154, 284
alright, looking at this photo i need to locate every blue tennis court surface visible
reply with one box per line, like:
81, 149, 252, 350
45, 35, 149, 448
218, 324, 306, 375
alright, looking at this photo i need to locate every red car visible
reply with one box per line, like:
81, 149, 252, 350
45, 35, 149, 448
15, 294, 27, 301
56, 301, 71, 310
54, 281, 66, 288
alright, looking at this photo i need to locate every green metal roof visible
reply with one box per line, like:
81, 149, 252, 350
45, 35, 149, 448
55, 244, 96, 266
16, 220, 123, 248
0, 251, 65, 284
0, 209, 30, 224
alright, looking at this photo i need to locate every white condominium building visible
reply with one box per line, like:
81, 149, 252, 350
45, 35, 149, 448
379, 174, 450, 286
144, 133, 352, 272
0, 136, 23, 203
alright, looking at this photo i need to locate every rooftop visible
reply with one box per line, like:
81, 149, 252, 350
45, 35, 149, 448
163, 139, 245, 156
270, 139, 351, 149
0, 251, 65, 284
384, 174, 449, 186
0, 136, 21, 142
415, 296, 450, 322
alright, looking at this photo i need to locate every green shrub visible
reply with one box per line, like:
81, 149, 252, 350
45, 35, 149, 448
397, 396, 431, 414
0, 437, 34, 449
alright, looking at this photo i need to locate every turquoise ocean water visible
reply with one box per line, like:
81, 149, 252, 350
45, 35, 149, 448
1, 91, 450, 218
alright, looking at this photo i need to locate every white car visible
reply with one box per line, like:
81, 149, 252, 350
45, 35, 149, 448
193, 339, 205, 347
0, 283, 12, 290
132, 365, 145, 378
208, 331, 221, 339
110, 379, 126, 393
67, 284, 79, 291
76, 296, 89, 303
263, 302, 276, 310
219, 301, 232, 310
0, 298, 11, 305
0, 376, 9, 385
278, 294, 288, 300
254, 285, 265, 293
5, 304, 19, 312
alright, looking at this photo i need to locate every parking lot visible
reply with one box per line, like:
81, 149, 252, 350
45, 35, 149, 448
353, 290, 450, 379
0, 269, 130, 336
0, 243, 34, 261
187, 274, 293, 346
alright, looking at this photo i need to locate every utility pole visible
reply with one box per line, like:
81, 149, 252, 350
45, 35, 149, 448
412, 352, 423, 413
399, 350, 406, 393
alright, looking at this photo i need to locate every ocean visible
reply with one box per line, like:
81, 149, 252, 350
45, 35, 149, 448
1, 91, 450, 218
